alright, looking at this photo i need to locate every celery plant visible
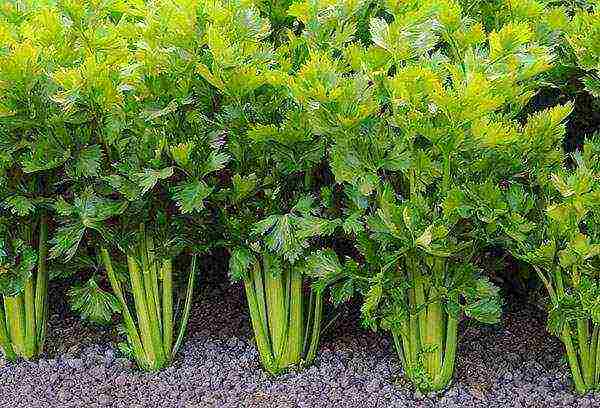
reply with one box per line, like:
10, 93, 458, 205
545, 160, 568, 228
282, 0, 558, 391
0, 1, 92, 360
223, 125, 346, 375
193, 1, 351, 373
229, 249, 328, 374
99, 226, 196, 371
453, 92, 598, 394
567, 5, 600, 98
0, 217, 48, 360
469, 133, 600, 394
540, 144, 600, 394
43, 0, 227, 370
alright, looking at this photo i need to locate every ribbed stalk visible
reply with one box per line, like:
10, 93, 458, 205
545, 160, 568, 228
577, 319, 593, 386
254, 258, 271, 352
552, 267, 593, 394
0, 302, 16, 361
558, 319, 600, 395
35, 215, 48, 351
162, 259, 174, 359
141, 262, 166, 367
0, 217, 49, 360
426, 293, 443, 377
242, 255, 322, 374
407, 284, 420, 371
562, 326, 586, 394
412, 263, 427, 366
589, 325, 598, 384
127, 255, 158, 369
264, 257, 286, 360
104, 233, 191, 372
434, 313, 458, 390
392, 330, 408, 370
172, 256, 196, 358
138, 230, 165, 368
244, 264, 274, 370
23, 278, 36, 358
305, 290, 323, 365
145, 234, 162, 333
102, 248, 147, 369
286, 266, 303, 365
4, 295, 25, 356
395, 257, 458, 391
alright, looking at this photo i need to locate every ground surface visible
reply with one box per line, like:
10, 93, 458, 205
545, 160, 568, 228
0, 280, 599, 408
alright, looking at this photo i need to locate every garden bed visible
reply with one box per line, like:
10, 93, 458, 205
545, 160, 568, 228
0, 280, 597, 408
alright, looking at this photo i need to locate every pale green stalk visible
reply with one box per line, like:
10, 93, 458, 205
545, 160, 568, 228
254, 258, 271, 351
264, 258, 286, 361
145, 234, 163, 333
172, 255, 196, 358
433, 314, 458, 390
303, 290, 315, 355
162, 259, 173, 359
244, 263, 274, 371
426, 289, 443, 378
577, 320, 592, 386
285, 267, 303, 365
0, 303, 16, 361
305, 291, 323, 365
4, 296, 25, 356
127, 255, 158, 369
562, 326, 586, 394
35, 215, 48, 350
23, 278, 36, 358
102, 248, 147, 369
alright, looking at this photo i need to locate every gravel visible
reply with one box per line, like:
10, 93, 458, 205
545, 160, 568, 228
0, 280, 599, 408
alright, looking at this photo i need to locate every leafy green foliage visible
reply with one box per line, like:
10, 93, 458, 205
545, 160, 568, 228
275, 0, 575, 390
567, 6, 600, 97
474, 130, 600, 393
67, 277, 120, 325
0, 0, 598, 386
0, 221, 37, 297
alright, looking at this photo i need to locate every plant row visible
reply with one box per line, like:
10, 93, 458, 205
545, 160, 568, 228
1, 0, 599, 395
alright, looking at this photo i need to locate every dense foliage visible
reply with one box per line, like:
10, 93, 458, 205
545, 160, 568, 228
0, 0, 599, 395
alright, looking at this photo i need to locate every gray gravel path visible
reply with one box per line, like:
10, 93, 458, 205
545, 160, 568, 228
0, 281, 598, 408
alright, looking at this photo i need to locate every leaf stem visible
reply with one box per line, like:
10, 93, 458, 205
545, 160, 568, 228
172, 255, 196, 358
35, 215, 49, 352
0, 302, 16, 361
102, 248, 147, 369
162, 259, 173, 359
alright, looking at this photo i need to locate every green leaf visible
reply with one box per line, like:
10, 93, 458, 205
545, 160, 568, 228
330, 279, 356, 306
172, 180, 213, 214
464, 277, 502, 324
582, 74, 600, 98
343, 211, 364, 235
133, 167, 174, 195
170, 143, 193, 167
68, 277, 120, 325
69, 145, 102, 179
0, 238, 37, 296
361, 274, 383, 331
201, 151, 230, 177
231, 173, 257, 203
2, 195, 35, 217
105, 175, 142, 201
305, 249, 343, 281
228, 247, 256, 281
415, 226, 433, 248
49, 224, 86, 260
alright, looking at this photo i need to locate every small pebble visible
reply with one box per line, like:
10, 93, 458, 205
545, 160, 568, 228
0, 286, 594, 408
